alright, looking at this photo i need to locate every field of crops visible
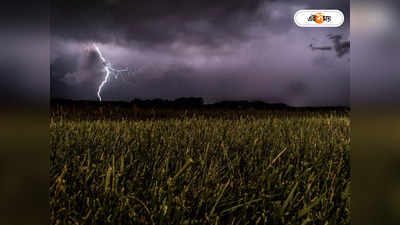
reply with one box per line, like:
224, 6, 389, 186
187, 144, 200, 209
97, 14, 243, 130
50, 106, 350, 224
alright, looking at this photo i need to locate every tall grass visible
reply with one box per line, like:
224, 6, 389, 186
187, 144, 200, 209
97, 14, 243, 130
50, 109, 350, 224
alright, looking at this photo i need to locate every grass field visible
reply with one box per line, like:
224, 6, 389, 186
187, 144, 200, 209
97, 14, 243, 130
50, 105, 350, 224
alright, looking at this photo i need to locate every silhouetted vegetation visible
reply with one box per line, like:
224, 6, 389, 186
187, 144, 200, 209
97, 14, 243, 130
51, 98, 349, 121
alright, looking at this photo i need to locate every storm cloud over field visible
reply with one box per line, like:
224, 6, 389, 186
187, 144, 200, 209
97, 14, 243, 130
51, 0, 349, 106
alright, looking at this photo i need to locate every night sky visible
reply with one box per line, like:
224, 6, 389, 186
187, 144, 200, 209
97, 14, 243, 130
51, 0, 349, 106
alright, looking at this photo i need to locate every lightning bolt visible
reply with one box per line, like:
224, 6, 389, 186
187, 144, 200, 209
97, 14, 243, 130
93, 43, 129, 101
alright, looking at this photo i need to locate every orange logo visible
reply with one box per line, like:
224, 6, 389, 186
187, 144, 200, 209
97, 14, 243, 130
308, 12, 331, 24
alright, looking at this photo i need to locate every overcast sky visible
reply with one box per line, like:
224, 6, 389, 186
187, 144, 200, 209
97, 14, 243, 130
51, 0, 349, 106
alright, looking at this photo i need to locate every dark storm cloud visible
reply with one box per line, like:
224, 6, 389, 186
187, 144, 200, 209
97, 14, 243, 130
51, 0, 350, 106
51, 0, 350, 54
328, 35, 350, 57
309, 35, 350, 58
52, 0, 267, 47
61, 48, 103, 86
52, 0, 349, 43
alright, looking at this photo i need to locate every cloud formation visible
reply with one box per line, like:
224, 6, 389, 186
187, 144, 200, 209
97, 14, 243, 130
309, 34, 350, 58
51, 0, 350, 106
